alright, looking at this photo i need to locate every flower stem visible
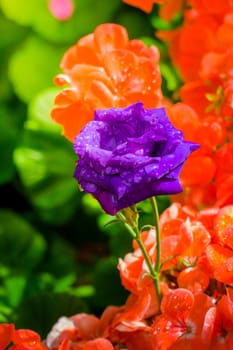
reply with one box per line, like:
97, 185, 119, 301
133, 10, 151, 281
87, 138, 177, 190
117, 200, 162, 304
135, 236, 157, 279
150, 196, 161, 303
116, 212, 156, 278
117, 212, 137, 239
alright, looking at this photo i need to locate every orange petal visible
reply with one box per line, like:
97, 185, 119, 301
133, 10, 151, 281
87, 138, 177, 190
0, 324, 14, 349
215, 256, 233, 285
70, 313, 99, 339
188, 293, 214, 332
94, 23, 128, 55
216, 174, 233, 207
178, 266, 209, 293
103, 49, 137, 86
12, 329, 41, 344
51, 100, 94, 141
161, 288, 194, 321
181, 80, 216, 115
151, 314, 183, 350
83, 338, 114, 350
180, 154, 216, 186
206, 244, 233, 272
217, 13, 233, 49
185, 222, 211, 257
214, 204, 233, 230
128, 39, 160, 62
167, 103, 199, 141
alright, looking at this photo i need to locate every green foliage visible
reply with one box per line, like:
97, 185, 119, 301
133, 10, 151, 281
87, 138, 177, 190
13, 111, 79, 223
0, 106, 18, 184
8, 36, 64, 102
27, 88, 63, 134
1, 0, 41, 26
0, 210, 46, 271
91, 257, 129, 309
14, 292, 88, 339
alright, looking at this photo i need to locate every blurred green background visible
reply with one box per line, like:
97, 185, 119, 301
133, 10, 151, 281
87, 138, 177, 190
0, 0, 179, 338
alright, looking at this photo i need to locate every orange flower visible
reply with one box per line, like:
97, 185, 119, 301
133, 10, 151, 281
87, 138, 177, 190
211, 289, 233, 349
217, 12, 233, 49
0, 324, 47, 350
122, 0, 163, 13
167, 92, 232, 208
204, 206, 233, 285
119, 203, 213, 296
12, 329, 48, 350
52, 23, 162, 141
45, 309, 121, 350
192, 0, 233, 17
159, 11, 219, 82
216, 173, 233, 207
45, 304, 154, 350
177, 266, 210, 293
0, 324, 15, 349
151, 289, 216, 350
167, 103, 217, 206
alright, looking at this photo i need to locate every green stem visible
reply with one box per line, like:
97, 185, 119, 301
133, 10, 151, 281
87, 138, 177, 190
117, 201, 162, 304
135, 237, 157, 279
117, 212, 156, 278
150, 196, 161, 303
116, 212, 137, 239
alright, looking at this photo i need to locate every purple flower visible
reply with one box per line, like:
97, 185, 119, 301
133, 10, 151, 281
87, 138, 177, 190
74, 102, 199, 215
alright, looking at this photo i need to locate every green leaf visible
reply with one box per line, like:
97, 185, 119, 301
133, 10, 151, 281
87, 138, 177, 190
0, 210, 47, 271
44, 236, 77, 277
4, 275, 27, 307
42, 0, 120, 39
27, 88, 62, 134
8, 36, 65, 102
0, 0, 41, 26
72, 285, 95, 298
14, 129, 79, 224
14, 292, 88, 339
0, 13, 28, 49
0, 105, 18, 184
114, 10, 153, 38
91, 257, 129, 308
160, 61, 182, 92
0, 305, 12, 323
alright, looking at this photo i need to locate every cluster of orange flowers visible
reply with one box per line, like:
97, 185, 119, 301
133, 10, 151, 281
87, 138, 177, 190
3, 204, 233, 349
162, 0, 233, 208
2, 0, 233, 349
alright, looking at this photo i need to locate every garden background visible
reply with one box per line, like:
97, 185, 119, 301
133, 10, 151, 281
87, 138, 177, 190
0, 0, 179, 339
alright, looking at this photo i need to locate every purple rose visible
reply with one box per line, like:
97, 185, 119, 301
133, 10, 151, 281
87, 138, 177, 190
74, 102, 199, 215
